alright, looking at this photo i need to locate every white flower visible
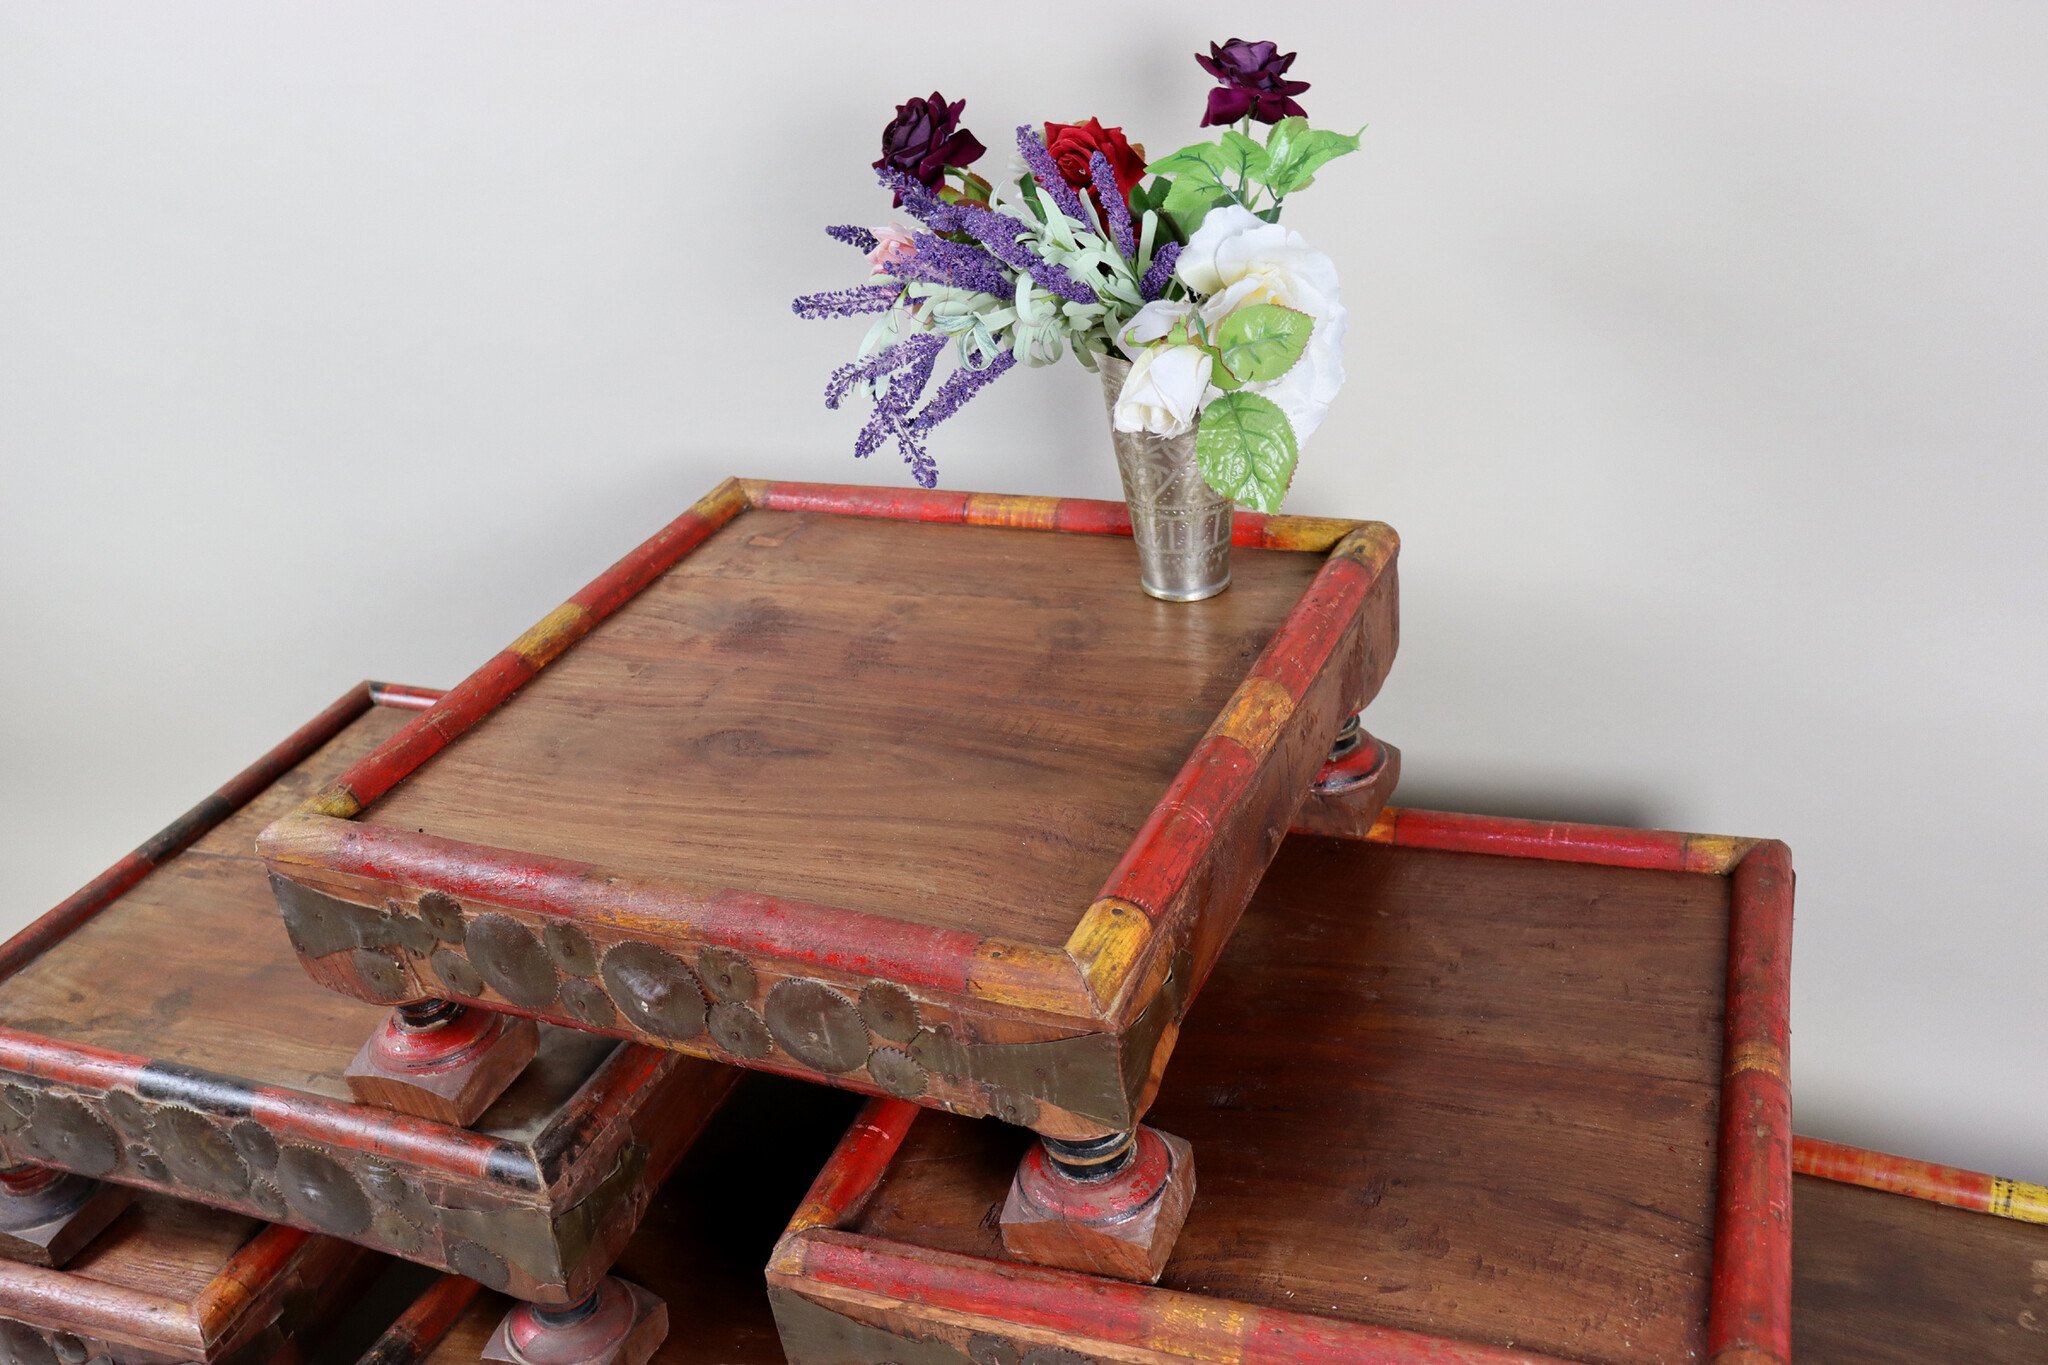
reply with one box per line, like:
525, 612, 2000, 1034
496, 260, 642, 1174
1113, 343, 1214, 437
1178, 205, 1347, 442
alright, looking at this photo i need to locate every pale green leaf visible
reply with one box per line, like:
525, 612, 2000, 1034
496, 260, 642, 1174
1220, 129, 1271, 185
1212, 304, 1312, 386
1145, 141, 1233, 182
1261, 118, 1364, 197
1196, 391, 1299, 512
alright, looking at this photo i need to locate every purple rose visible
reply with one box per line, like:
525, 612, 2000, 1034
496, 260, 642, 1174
1196, 38, 1310, 126
874, 92, 987, 204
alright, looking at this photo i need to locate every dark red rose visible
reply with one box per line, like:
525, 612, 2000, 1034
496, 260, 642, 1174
1043, 118, 1146, 222
875, 92, 986, 204
1196, 38, 1310, 126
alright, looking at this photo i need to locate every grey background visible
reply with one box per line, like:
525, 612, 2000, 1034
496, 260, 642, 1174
3, 4, 2042, 1179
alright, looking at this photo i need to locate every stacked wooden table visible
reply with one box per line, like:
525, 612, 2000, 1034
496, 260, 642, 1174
45, 476, 2019, 1363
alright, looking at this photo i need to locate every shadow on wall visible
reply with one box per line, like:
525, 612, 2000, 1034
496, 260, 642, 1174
1388, 777, 1657, 833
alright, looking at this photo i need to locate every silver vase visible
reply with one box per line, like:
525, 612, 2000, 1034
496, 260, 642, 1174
1096, 354, 1233, 602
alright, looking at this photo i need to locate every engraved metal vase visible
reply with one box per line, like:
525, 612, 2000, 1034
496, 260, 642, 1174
1097, 354, 1233, 602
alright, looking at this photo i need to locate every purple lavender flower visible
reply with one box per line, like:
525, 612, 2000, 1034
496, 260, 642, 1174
890, 234, 1014, 298
826, 224, 879, 253
941, 196, 1100, 304
1139, 241, 1181, 301
792, 284, 901, 320
825, 338, 922, 409
1089, 152, 1136, 259
1015, 125, 1088, 225
851, 332, 947, 483
1197, 39, 1310, 126
911, 346, 1017, 431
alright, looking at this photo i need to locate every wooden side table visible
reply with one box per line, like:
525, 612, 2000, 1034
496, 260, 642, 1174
0, 1194, 375, 1364
1793, 1136, 2048, 1363
260, 480, 1400, 1281
0, 683, 738, 1364
767, 806, 1796, 1364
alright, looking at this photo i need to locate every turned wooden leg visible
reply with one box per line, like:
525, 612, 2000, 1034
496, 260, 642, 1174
1293, 713, 1401, 839
999, 1127, 1196, 1283
482, 1280, 667, 1365
0, 1162, 133, 1268
345, 999, 539, 1125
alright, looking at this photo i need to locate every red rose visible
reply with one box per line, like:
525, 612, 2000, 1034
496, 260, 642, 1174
1044, 118, 1147, 223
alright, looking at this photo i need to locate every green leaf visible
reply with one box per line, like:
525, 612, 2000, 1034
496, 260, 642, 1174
1161, 177, 1233, 239
1145, 142, 1233, 182
1219, 130, 1271, 186
1196, 392, 1299, 512
1211, 304, 1312, 386
1261, 118, 1363, 197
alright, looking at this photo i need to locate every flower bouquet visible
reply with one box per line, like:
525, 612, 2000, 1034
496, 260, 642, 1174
795, 39, 1361, 599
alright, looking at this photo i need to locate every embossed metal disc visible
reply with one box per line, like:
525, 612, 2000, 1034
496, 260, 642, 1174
601, 943, 708, 1041
698, 947, 757, 1003
465, 914, 559, 1010
418, 890, 468, 943
765, 979, 868, 1074
348, 947, 412, 1003
153, 1105, 252, 1197
708, 1002, 772, 1059
446, 1237, 511, 1292
275, 1146, 372, 1237
543, 923, 599, 977
560, 978, 618, 1030
20, 1094, 120, 1177
231, 1120, 280, 1171
0, 1320, 56, 1365
430, 947, 485, 999
859, 982, 920, 1042
382, 907, 438, 956
867, 1046, 928, 1099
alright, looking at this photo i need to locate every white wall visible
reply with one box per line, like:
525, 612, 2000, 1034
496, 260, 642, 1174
2, 4, 2041, 1180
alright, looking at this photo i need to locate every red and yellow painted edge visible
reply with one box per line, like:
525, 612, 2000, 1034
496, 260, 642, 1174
1794, 1134, 2048, 1226
350, 1272, 484, 1365
0, 680, 440, 986
779, 805, 1796, 1365
265, 479, 1400, 1029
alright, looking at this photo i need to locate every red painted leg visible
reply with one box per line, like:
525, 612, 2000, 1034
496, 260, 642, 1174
345, 999, 539, 1125
482, 1280, 667, 1365
1293, 714, 1401, 839
0, 1162, 133, 1268
999, 1128, 1195, 1283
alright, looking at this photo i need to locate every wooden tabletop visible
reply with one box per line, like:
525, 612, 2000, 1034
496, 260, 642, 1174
263, 483, 1400, 1139
0, 688, 736, 1305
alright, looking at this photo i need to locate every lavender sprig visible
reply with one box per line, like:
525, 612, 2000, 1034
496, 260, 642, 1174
895, 234, 1014, 298
825, 338, 917, 409
911, 346, 1017, 431
825, 224, 878, 253
1139, 241, 1182, 301
875, 166, 1098, 304
852, 332, 946, 484
1015, 125, 1087, 225
1089, 152, 1137, 260
793, 284, 901, 321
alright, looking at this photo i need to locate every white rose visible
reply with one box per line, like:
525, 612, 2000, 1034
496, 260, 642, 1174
1113, 343, 1214, 437
1178, 205, 1347, 442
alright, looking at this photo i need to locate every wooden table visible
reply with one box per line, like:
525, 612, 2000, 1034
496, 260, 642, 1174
260, 480, 1401, 1281
768, 807, 1795, 1364
0, 684, 738, 1363
0, 1193, 374, 1364
354, 1074, 858, 1365
1793, 1135, 2048, 1363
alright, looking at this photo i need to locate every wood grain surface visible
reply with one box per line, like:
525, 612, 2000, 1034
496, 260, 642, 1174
382, 1075, 861, 1365
1793, 1172, 2048, 1363
851, 834, 1731, 1364
364, 510, 1319, 947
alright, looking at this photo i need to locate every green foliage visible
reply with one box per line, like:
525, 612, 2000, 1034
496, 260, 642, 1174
1259, 118, 1363, 197
1196, 391, 1298, 512
1146, 118, 1364, 235
1208, 304, 1312, 389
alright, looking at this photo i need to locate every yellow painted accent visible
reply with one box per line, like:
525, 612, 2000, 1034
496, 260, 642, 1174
300, 788, 363, 820
1065, 898, 1154, 1015
1206, 677, 1295, 762
966, 939, 1097, 1016
964, 493, 1060, 530
1726, 1040, 1787, 1082
735, 477, 772, 507
784, 1200, 837, 1235
1989, 1175, 2048, 1225
509, 601, 591, 668
1331, 521, 1400, 572
1144, 1298, 1247, 1362
1683, 834, 1755, 874
690, 476, 750, 520
1258, 514, 1360, 552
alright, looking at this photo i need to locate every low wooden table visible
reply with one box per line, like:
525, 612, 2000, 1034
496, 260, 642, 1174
768, 807, 1796, 1364
1793, 1135, 2048, 1363
260, 480, 1401, 1280
355, 1074, 860, 1365
0, 1194, 374, 1364
0, 684, 738, 1363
